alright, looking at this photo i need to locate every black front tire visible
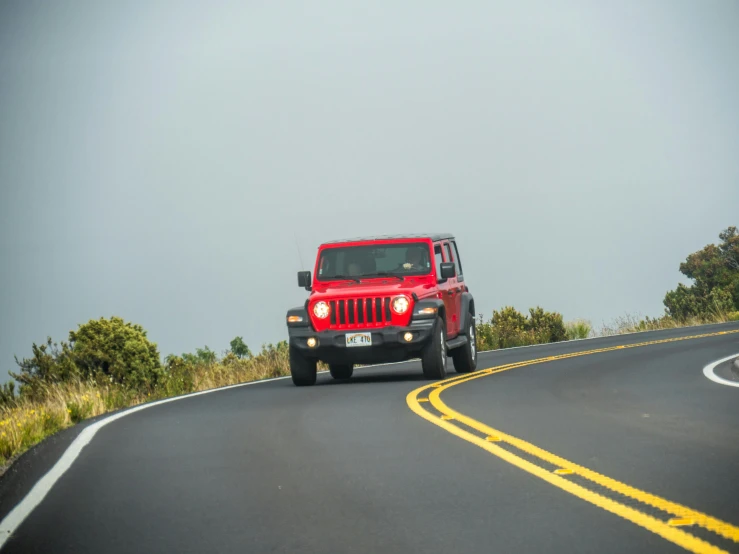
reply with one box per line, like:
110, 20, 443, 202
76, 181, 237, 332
329, 364, 353, 380
421, 316, 447, 380
290, 345, 317, 386
452, 317, 478, 373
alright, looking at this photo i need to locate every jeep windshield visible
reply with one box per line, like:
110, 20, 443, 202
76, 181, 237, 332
316, 243, 432, 281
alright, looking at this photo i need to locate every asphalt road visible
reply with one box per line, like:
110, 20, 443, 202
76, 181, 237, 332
1, 323, 738, 553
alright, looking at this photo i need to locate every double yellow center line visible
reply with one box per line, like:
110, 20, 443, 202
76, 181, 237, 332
406, 329, 739, 554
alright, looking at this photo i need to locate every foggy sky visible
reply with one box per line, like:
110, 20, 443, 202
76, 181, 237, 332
1, 1, 738, 381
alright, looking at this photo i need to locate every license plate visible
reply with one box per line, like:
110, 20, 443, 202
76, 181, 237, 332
346, 332, 372, 347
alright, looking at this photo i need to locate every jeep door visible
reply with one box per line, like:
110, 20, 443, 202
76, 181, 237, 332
434, 241, 457, 338
442, 241, 462, 337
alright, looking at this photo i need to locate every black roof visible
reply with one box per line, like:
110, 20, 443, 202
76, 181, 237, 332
321, 233, 454, 245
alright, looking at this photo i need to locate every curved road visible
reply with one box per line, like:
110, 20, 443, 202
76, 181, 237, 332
1, 323, 738, 553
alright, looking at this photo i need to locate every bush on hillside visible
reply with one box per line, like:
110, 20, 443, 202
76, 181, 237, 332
475, 316, 496, 351
68, 317, 163, 389
663, 284, 706, 320
707, 287, 735, 314
565, 320, 592, 340
0, 382, 17, 408
181, 346, 217, 366
663, 226, 739, 318
476, 306, 569, 350
11, 338, 80, 394
527, 307, 567, 343
491, 306, 530, 348
11, 317, 163, 399
229, 336, 253, 359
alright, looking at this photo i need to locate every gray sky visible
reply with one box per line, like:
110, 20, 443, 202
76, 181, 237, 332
1, 1, 738, 381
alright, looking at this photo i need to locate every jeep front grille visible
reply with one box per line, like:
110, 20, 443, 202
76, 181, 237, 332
329, 297, 392, 328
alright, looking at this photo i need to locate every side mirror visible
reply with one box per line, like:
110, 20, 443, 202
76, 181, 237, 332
297, 270, 312, 290
439, 262, 456, 281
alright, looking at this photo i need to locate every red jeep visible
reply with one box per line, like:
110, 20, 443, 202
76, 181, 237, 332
286, 234, 477, 386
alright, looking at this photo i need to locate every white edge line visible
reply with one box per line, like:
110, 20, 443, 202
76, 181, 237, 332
702, 353, 739, 388
0, 373, 300, 547
0, 354, 435, 547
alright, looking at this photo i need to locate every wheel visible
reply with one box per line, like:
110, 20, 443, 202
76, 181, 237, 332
452, 317, 478, 373
421, 316, 447, 380
329, 364, 353, 380
289, 345, 317, 386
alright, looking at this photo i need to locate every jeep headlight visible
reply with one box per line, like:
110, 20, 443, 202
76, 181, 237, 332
391, 295, 410, 315
313, 301, 330, 319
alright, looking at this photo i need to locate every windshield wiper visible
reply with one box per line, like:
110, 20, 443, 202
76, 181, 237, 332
360, 272, 405, 281
328, 274, 361, 283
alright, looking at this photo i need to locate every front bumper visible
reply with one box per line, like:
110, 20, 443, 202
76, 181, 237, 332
288, 319, 435, 365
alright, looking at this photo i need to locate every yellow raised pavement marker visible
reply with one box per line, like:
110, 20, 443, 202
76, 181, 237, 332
670, 518, 697, 527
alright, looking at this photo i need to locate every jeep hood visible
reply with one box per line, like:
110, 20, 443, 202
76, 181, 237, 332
310, 280, 436, 300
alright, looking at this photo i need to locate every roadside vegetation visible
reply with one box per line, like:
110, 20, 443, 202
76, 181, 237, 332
595, 225, 739, 335
0, 317, 293, 469
475, 306, 573, 350
1, 226, 736, 471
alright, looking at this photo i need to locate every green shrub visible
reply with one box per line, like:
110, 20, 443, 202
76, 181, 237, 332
483, 306, 568, 349
11, 338, 81, 399
663, 226, 739, 318
12, 317, 163, 400
491, 306, 529, 348
727, 311, 739, 322
190, 346, 218, 365
707, 287, 735, 315
0, 382, 17, 409
664, 284, 705, 319
565, 320, 592, 340
160, 355, 198, 397
254, 341, 290, 378
229, 337, 253, 359
527, 307, 567, 343
68, 317, 163, 390
475, 316, 497, 351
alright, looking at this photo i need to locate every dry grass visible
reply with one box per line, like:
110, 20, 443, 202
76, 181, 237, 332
0, 381, 123, 469
565, 319, 593, 340
595, 311, 736, 337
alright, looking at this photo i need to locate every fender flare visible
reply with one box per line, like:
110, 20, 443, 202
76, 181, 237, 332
411, 298, 446, 322
286, 305, 311, 329
459, 292, 475, 334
